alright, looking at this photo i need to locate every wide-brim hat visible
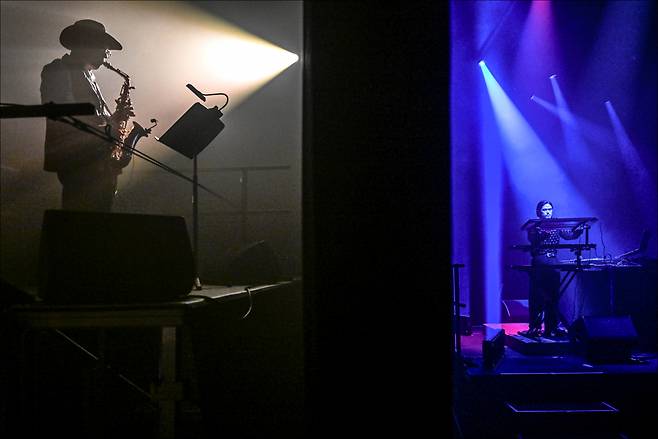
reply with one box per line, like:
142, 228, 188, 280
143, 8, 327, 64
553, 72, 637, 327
59, 19, 122, 50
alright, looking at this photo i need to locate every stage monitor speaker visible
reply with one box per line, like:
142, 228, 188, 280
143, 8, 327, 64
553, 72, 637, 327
482, 327, 505, 369
1, 278, 35, 308
222, 240, 280, 286
570, 315, 638, 363
38, 210, 195, 304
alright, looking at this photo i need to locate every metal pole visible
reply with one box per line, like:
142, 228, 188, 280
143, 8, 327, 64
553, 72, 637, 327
240, 168, 248, 245
193, 153, 201, 289
451, 264, 464, 355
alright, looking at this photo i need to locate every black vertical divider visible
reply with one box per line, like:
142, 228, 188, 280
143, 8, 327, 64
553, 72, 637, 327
303, 2, 452, 436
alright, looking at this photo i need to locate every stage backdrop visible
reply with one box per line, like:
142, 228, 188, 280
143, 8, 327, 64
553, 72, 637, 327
451, 0, 657, 324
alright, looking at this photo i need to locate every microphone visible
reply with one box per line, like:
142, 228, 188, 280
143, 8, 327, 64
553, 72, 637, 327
186, 83, 206, 102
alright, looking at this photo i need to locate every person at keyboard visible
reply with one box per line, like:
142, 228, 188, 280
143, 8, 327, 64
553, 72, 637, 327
519, 200, 583, 339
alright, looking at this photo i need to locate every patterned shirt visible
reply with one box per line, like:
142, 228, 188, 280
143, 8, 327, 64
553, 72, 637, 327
528, 226, 581, 258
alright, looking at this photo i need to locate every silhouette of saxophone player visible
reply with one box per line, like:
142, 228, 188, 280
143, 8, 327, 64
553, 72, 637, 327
41, 19, 133, 212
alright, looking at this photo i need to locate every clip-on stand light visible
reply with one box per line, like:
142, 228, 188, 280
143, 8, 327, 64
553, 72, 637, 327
157, 85, 229, 290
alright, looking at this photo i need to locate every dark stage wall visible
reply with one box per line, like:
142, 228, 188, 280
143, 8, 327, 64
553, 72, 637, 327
303, 2, 452, 436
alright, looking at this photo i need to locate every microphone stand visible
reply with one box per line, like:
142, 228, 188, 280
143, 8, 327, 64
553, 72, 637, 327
0, 102, 234, 204
49, 114, 234, 205
192, 151, 201, 289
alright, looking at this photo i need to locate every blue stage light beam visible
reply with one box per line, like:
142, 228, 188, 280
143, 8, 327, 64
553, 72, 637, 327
549, 75, 595, 167
479, 61, 591, 212
530, 94, 612, 146
479, 61, 602, 323
477, 62, 503, 324
605, 100, 652, 191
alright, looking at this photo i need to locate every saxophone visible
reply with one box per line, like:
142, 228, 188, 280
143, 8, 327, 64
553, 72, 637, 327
102, 61, 151, 169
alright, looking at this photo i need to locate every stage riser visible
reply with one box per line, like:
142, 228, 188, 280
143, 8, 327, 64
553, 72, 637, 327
505, 333, 573, 356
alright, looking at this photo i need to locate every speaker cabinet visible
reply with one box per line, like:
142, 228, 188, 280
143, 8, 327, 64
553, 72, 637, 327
221, 240, 281, 286
570, 315, 638, 363
38, 210, 195, 304
0, 278, 35, 307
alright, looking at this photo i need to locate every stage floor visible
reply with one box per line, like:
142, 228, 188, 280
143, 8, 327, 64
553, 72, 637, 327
454, 324, 657, 438
459, 323, 658, 375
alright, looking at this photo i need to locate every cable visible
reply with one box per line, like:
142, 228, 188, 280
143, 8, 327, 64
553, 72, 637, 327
597, 221, 609, 260
241, 287, 253, 319
205, 93, 229, 111
452, 406, 465, 439
196, 91, 229, 111
188, 286, 253, 320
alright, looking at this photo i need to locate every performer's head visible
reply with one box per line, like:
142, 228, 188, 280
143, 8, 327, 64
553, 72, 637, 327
536, 200, 553, 219
59, 19, 122, 69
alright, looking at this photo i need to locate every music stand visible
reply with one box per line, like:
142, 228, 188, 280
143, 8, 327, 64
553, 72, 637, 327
158, 103, 225, 289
